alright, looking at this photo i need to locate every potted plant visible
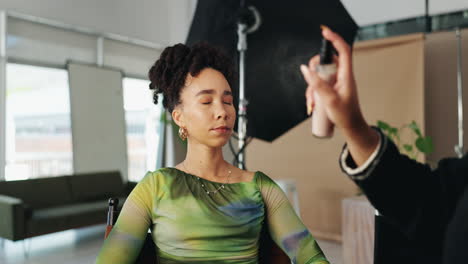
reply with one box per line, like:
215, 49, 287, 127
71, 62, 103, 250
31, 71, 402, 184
376, 120, 434, 160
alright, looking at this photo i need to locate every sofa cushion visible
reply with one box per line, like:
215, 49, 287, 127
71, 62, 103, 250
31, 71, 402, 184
0, 176, 73, 209
27, 213, 69, 237
69, 171, 125, 202
67, 197, 126, 227
27, 197, 126, 236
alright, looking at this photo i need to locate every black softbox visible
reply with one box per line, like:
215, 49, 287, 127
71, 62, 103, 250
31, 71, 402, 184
187, 0, 357, 142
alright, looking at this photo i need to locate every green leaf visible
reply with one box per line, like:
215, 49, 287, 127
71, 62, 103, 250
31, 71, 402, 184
389, 127, 398, 135
403, 144, 413, 152
377, 120, 390, 131
409, 120, 422, 137
415, 137, 434, 154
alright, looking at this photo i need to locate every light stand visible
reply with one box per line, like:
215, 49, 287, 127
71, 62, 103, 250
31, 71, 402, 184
455, 27, 464, 158
236, 5, 261, 169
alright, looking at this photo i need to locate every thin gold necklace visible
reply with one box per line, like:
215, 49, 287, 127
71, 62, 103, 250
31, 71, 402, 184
182, 162, 232, 195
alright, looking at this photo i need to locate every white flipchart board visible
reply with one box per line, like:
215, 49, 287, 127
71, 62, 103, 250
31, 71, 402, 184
68, 63, 128, 180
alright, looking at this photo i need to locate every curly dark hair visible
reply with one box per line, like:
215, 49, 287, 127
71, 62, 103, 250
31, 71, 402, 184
148, 42, 236, 113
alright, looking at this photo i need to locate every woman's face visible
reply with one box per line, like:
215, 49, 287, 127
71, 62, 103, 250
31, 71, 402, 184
173, 68, 236, 148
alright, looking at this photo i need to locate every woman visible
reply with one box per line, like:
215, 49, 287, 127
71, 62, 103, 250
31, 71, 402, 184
96, 42, 329, 264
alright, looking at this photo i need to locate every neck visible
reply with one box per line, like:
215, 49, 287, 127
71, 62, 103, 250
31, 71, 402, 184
182, 141, 229, 180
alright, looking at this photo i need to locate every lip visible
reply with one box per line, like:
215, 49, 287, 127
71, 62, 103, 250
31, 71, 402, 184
211, 126, 232, 134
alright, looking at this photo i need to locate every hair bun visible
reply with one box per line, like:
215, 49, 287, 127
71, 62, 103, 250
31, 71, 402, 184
148, 44, 191, 106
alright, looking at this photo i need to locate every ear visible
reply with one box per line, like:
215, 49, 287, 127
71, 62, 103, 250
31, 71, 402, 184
172, 107, 185, 128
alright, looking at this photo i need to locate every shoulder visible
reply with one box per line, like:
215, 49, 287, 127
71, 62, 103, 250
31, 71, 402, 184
231, 167, 272, 184
436, 154, 468, 200
241, 170, 281, 192
139, 167, 180, 186
252, 171, 275, 185
242, 170, 257, 182
148, 167, 180, 177
132, 168, 181, 199
437, 153, 468, 174
252, 172, 289, 210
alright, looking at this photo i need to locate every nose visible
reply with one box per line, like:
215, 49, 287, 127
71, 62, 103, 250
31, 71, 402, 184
215, 103, 230, 120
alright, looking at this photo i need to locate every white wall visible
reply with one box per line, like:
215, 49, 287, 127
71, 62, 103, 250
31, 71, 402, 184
430, 0, 468, 16
341, 0, 425, 26
1, 0, 467, 43
0, 0, 196, 45
342, 0, 468, 26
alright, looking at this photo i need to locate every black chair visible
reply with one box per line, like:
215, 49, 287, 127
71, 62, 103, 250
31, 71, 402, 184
104, 198, 289, 264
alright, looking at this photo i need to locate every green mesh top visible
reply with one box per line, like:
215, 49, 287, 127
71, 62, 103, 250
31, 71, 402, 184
96, 168, 329, 264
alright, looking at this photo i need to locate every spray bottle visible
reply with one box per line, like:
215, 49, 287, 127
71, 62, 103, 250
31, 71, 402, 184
311, 38, 337, 138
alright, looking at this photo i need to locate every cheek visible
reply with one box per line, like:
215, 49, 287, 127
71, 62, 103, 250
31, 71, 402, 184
186, 107, 210, 128
230, 106, 237, 119
189, 114, 204, 125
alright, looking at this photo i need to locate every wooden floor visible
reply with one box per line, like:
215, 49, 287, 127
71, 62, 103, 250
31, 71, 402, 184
0, 225, 343, 264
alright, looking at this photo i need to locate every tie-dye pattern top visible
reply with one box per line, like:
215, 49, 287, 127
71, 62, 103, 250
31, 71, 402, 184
96, 168, 329, 264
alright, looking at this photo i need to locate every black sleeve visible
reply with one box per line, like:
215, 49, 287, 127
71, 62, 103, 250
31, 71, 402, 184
342, 134, 468, 243
444, 186, 468, 264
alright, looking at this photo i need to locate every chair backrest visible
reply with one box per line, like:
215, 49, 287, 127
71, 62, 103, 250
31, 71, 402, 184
105, 198, 290, 264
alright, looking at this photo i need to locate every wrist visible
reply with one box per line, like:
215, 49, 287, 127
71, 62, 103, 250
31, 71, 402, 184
344, 122, 378, 145
341, 113, 369, 139
342, 120, 380, 167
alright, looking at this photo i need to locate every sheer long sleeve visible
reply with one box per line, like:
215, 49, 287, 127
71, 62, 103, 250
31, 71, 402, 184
95, 172, 155, 264
257, 173, 329, 264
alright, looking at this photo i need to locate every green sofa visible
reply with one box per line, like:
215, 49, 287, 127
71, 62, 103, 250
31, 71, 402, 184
0, 171, 136, 241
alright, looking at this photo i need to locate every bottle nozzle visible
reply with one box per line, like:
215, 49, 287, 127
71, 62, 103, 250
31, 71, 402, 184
319, 38, 334, 65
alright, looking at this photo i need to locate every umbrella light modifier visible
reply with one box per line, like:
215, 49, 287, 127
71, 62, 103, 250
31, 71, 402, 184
187, 0, 358, 142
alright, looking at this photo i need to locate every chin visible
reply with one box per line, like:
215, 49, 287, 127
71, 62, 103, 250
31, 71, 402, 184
206, 137, 230, 148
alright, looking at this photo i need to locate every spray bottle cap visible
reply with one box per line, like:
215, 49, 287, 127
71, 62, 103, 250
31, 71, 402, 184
319, 38, 334, 65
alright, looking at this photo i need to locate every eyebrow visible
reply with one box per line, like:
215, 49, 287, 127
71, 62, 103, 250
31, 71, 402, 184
195, 89, 233, 96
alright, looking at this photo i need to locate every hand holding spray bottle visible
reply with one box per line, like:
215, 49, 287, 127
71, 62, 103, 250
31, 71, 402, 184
313, 37, 336, 138
307, 31, 337, 138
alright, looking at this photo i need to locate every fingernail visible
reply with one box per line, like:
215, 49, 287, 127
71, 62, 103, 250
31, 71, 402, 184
320, 25, 330, 32
307, 104, 315, 116
300, 64, 308, 74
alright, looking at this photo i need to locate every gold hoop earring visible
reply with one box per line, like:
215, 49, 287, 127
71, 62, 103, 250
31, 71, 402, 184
178, 127, 188, 141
